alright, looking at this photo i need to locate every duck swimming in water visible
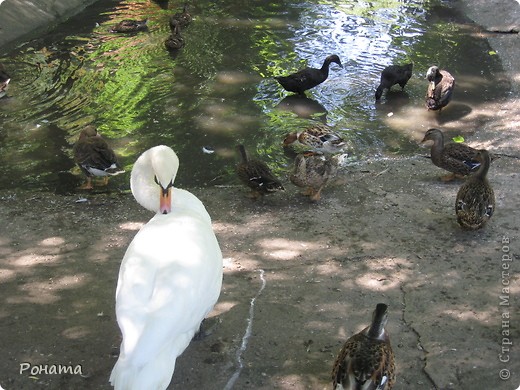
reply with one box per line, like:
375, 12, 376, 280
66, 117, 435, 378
0, 63, 10, 98
110, 19, 148, 33
275, 55, 342, 95
165, 20, 185, 51
169, 3, 192, 30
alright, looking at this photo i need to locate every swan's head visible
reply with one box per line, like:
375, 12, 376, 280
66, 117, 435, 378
130, 145, 180, 214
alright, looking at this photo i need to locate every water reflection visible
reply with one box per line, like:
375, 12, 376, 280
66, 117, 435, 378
274, 95, 328, 122
0, 0, 506, 193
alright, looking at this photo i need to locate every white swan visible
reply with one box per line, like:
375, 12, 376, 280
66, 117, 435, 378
109, 145, 223, 390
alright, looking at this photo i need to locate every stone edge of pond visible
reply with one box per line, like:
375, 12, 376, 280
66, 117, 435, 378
0, 0, 99, 52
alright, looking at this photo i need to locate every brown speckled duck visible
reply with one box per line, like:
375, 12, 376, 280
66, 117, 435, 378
421, 128, 497, 181
332, 303, 395, 390
0, 63, 10, 98
110, 19, 148, 33
165, 20, 185, 51
169, 3, 192, 30
290, 152, 338, 202
73, 125, 125, 189
375, 63, 413, 100
236, 145, 284, 199
455, 150, 495, 230
275, 55, 342, 95
283, 123, 346, 154
425, 66, 455, 111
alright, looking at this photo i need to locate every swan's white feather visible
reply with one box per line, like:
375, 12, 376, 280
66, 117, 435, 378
110, 146, 223, 390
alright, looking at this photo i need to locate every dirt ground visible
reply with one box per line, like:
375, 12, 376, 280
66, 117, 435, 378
1, 1, 519, 390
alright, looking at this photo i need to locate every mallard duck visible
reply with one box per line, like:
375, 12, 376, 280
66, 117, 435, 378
455, 149, 495, 230
332, 303, 395, 390
375, 63, 413, 100
110, 19, 148, 33
275, 55, 342, 95
110, 145, 223, 389
73, 125, 125, 189
421, 128, 497, 181
169, 3, 192, 29
283, 123, 346, 154
165, 20, 185, 51
425, 66, 455, 111
290, 152, 338, 202
236, 144, 284, 199
0, 63, 10, 99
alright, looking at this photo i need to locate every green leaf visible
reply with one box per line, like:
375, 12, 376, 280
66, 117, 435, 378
452, 135, 465, 143
489, 50, 497, 56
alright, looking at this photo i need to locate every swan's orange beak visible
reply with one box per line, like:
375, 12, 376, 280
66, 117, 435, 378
160, 186, 172, 214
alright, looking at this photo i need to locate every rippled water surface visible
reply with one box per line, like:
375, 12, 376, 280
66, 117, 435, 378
0, 0, 506, 193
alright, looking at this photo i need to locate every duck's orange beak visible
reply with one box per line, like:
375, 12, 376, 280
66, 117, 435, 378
160, 186, 172, 214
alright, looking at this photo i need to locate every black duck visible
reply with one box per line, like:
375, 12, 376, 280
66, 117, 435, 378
110, 19, 148, 33
73, 125, 125, 189
332, 303, 396, 390
375, 63, 413, 100
236, 144, 284, 199
425, 66, 455, 111
275, 55, 342, 95
455, 149, 495, 230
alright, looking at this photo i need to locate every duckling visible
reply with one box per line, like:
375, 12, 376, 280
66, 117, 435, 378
375, 63, 413, 100
169, 3, 192, 30
110, 19, 148, 33
421, 128, 497, 182
165, 20, 185, 51
290, 152, 338, 202
455, 149, 495, 230
73, 125, 125, 189
236, 144, 284, 199
332, 303, 395, 390
0, 63, 10, 98
283, 123, 346, 154
275, 55, 342, 95
425, 66, 455, 111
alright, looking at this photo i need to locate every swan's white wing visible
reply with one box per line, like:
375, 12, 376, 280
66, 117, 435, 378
111, 209, 222, 389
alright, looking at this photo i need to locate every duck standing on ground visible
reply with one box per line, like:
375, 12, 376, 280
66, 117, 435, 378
375, 63, 413, 100
169, 3, 192, 30
165, 20, 185, 51
290, 152, 338, 202
425, 65, 455, 111
236, 144, 284, 199
0, 63, 10, 98
421, 128, 497, 181
455, 149, 495, 230
332, 303, 395, 390
110, 145, 223, 390
283, 123, 346, 154
73, 125, 125, 189
275, 55, 342, 95
110, 19, 148, 33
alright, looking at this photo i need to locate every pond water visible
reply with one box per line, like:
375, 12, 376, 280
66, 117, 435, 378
0, 0, 506, 193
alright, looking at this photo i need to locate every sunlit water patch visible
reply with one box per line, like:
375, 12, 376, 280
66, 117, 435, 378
0, 0, 506, 193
